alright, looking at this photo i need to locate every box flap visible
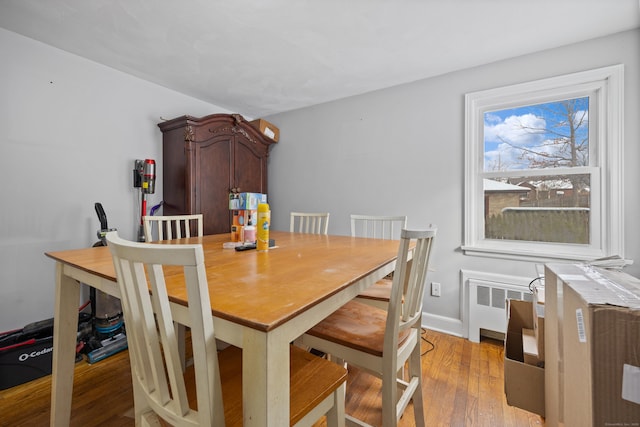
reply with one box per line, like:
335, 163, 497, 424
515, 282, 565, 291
506, 299, 534, 332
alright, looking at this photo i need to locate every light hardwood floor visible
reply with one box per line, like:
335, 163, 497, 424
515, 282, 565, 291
0, 329, 544, 426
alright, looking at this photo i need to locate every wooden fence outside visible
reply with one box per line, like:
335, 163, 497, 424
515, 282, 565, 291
485, 208, 589, 244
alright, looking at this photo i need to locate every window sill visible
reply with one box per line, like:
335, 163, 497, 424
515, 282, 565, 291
460, 243, 606, 264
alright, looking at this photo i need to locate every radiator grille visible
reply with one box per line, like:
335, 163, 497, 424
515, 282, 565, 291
467, 278, 532, 342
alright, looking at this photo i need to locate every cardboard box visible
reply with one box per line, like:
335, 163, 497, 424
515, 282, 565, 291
229, 193, 267, 210
236, 193, 266, 210
236, 210, 257, 227
562, 268, 640, 427
229, 193, 240, 210
249, 119, 279, 142
504, 299, 545, 417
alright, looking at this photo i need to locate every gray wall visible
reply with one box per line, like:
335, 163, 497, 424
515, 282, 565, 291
1, 26, 638, 337
0, 28, 225, 331
266, 29, 640, 335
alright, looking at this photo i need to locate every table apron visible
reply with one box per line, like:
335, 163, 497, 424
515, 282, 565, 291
62, 264, 120, 299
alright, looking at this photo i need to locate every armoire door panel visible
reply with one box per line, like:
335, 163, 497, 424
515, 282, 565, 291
234, 137, 267, 195
193, 138, 232, 235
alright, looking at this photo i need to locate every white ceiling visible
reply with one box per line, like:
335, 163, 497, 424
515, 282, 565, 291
1, 0, 639, 117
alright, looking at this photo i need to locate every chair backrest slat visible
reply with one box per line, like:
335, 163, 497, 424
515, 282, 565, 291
143, 214, 204, 242
290, 212, 330, 235
350, 214, 407, 240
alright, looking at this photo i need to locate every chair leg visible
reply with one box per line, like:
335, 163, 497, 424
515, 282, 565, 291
140, 411, 162, 427
333, 356, 347, 369
381, 362, 399, 427
326, 382, 346, 427
132, 378, 155, 426
409, 347, 426, 427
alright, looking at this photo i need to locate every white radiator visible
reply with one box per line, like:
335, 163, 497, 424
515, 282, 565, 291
463, 271, 533, 343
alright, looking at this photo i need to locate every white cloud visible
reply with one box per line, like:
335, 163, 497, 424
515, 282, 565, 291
485, 113, 546, 147
484, 113, 548, 170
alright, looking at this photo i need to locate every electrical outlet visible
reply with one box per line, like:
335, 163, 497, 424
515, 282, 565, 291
431, 282, 441, 297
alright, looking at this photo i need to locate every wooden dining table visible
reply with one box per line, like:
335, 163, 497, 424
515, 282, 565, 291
45, 230, 402, 426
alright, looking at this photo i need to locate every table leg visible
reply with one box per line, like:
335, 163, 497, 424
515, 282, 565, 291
50, 263, 81, 426
242, 329, 290, 426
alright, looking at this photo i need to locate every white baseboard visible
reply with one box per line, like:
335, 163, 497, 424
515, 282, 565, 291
421, 312, 464, 337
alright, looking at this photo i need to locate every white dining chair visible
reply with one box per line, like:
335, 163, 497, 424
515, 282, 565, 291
351, 214, 408, 309
290, 212, 330, 235
143, 213, 204, 369
143, 214, 204, 242
300, 228, 436, 427
105, 231, 347, 427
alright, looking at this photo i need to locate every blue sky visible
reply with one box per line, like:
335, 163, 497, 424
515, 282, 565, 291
483, 97, 589, 171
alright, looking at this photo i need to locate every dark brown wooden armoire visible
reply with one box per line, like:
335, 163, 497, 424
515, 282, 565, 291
158, 113, 277, 235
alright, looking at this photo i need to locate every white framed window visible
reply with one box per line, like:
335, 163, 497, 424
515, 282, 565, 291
463, 65, 624, 262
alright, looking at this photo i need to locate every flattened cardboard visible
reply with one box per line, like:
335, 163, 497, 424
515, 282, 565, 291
543, 264, 564, 427
533, 303, 545, 361
522, 328, 541, 366
532, 283, 545, 361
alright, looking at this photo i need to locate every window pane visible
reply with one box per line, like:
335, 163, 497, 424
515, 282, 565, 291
484, 97, 589, 172
484, 175, 590, 244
